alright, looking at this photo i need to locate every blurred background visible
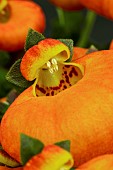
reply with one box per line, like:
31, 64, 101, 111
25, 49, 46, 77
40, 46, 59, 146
36, 0, 113, 48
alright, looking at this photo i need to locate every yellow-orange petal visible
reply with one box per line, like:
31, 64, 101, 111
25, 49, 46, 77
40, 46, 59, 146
24, 145, 74, 170
20, 39, 70, 81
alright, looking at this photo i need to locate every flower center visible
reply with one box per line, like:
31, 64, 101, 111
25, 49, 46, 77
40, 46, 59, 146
46, 58, 58, 74
34, 58, 84, 97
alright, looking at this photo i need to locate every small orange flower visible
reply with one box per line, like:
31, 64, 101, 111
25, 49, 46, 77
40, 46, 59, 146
24, 145, 74, 170
0, 0, 45, 51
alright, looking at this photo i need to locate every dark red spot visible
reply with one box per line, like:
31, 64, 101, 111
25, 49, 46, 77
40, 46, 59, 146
60, 80, 64, 84
65, 65, 70, 68
63, 85, 67, 89
36, 85, 46, 94
51, 91, 54, 96
69, 67, 78, 77
65, 75, 70, 84
52, 86, 60, 90
64, 71, 67, 75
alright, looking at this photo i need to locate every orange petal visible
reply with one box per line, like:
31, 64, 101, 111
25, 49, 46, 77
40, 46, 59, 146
24, 145, 74, 170
72, 47, 87, 61
20, 39, 70, 81
80, 0, 113, 20
49, 0, 84, 11
76, 154, 113, 170
109, 40, 113, 50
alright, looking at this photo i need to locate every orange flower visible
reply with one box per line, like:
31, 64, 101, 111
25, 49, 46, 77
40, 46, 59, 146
24, 145, 74, 170
80, 0, 113, 20
48, 0, 84, 11
76, 154, 113, 170
0, 0, 45, 51
1, 37, 113, 168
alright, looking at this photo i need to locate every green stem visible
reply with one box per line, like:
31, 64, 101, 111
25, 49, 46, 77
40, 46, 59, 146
76, 10, 96, 47
56, 7, 65, 28
0, 0, 7, 13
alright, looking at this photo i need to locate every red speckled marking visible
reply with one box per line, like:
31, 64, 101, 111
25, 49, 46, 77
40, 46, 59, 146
36, 65, 81, 96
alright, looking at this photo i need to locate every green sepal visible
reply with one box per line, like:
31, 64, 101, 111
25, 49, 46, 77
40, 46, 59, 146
25, 28, 45, 51
55, 140, 70, 152
20, 134, 44, 165
0, 102, 9, 121
86, 45, 98, 54
6, 59, 34, 89
58, 39, 73, 62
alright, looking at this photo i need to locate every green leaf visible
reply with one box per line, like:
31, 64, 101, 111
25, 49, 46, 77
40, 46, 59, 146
6, 59, 34, 89
0, 67, 13, 98
86, 45, 98, 54
58, 39, 73, 62
25, 28, 45, 51
55, 140, 70, 152
0, 102, 9, 121
20, 134, 44, 165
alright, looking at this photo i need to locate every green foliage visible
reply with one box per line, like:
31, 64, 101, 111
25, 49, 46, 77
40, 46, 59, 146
20, 134, 44, 165
55, 140, 70, 152
58, 39, 73, 62
6, 59, 34, 89
0, 67, 13, 98
51, 11, 84, 44
25, 28, 45, 51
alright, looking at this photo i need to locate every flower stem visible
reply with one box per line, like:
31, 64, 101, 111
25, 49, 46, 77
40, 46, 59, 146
56, 7, 65, 28
76, 10, 96, 47
0, 0, 7, 13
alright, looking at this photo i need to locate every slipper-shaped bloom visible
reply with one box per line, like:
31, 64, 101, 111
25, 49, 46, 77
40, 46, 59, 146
24, 145, 74, 170
2, 34, 113, 167
20, 38, 84, 97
